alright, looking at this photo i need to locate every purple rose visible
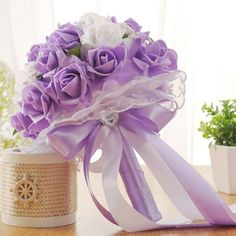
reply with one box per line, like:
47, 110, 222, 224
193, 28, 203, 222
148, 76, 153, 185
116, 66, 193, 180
11, 112, 34, 138
135, 40, 178, 76
34, 44, 66, 74
47, 23, 81, 51
21, 80, 58, 123
125, 18, 141, 32
28, 44, 40, 62
87, 45, 127, 78
114, 37, 147, 84
52, 57, 90, 106
11, 112, 49, 139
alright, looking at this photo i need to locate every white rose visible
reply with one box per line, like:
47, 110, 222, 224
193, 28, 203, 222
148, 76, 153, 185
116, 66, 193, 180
78, 13, 134, 47
77, 12, 109, 30
119, 22, 135, 46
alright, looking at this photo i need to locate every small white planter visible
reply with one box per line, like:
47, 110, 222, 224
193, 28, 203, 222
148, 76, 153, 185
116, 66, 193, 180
0, 149, 77, 227
209, 144, 236, 194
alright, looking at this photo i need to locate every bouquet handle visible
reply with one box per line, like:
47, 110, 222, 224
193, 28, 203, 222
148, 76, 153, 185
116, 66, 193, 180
119, 142, 161, 221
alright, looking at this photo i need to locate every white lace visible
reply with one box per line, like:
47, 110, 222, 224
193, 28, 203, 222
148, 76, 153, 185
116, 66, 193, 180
23, 70, 186, 153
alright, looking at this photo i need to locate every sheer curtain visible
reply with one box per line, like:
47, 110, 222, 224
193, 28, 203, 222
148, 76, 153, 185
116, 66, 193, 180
1, 0, 236, 164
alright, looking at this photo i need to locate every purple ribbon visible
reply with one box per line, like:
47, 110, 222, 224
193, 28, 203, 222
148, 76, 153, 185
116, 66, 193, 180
119, 139, 161, 221
47, 104, 236, 232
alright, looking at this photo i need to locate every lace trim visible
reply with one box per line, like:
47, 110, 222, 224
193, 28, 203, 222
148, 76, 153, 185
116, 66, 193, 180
54, 70, 186, 126
24, 70, 186, 153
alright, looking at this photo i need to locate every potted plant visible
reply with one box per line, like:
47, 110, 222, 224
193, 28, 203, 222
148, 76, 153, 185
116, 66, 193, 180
198, 100, 236, 194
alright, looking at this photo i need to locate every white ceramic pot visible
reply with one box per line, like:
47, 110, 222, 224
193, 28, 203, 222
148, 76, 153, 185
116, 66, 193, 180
209, 144, 236, 194
0, 149, 77, 227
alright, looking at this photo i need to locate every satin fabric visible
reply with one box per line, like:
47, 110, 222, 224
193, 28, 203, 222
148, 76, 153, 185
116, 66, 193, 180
45, 63, 236, 233
47, 103, 236, 232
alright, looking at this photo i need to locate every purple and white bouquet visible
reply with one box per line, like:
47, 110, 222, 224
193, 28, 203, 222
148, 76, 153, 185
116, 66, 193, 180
12, 13, 178, 138
11, 13, 236, 232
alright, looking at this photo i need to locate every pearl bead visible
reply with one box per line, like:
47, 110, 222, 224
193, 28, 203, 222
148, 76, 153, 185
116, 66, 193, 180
100, 113, 119, 127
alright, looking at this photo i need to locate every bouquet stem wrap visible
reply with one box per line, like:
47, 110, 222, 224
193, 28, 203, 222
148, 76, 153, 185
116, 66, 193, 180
42, 71, 236, 232
119, 141, 161, 221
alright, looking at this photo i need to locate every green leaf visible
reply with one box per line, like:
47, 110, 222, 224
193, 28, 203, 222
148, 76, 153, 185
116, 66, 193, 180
122, 33, 129, 39
36, 74, 43, 80
149, 37, 154, 42
66, 45, 81, 57
198, 99, 236, 146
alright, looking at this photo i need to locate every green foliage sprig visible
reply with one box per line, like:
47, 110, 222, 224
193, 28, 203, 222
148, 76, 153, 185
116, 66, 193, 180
198, 100, 236, 146
0, 61, 30, 149
0, 63, 15, 120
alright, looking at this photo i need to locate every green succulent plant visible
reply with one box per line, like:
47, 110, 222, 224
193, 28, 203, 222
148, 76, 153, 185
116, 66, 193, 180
0, 61, 29, 149
198, 100, 236, 146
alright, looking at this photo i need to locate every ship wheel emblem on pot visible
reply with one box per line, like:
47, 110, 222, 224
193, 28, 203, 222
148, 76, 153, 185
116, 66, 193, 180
10, 173, 40, 207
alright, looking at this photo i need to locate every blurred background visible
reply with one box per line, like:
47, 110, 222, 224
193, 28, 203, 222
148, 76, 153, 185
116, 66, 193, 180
0, 0, 236, 165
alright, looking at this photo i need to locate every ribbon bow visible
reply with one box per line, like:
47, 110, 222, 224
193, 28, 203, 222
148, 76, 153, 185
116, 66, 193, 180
46, 71, 236, 232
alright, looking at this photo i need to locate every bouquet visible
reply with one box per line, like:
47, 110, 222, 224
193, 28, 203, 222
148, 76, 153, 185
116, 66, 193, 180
11, 13, 236, 232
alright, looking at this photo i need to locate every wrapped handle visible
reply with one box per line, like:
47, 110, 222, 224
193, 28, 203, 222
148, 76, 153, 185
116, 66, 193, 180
119, 142, 161, 221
